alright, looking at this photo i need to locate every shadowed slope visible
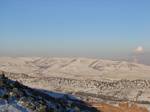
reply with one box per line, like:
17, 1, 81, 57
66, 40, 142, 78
0, 71, 99, 112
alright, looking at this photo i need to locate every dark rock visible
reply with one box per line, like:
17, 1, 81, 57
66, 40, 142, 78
0, 71, 99, 112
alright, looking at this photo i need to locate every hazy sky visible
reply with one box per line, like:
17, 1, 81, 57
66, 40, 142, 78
0, 0, 150, 58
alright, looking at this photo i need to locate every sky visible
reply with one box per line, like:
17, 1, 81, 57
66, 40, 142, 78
0, 0, 150, 58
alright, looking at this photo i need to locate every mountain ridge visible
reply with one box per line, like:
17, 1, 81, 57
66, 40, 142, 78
0, 57, 150, 80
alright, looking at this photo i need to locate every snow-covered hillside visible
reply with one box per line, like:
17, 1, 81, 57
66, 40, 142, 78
0, 71, 98, 112
0, 57, 150, 80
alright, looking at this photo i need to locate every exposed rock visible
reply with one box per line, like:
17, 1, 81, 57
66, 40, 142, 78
0, 72, 99, 112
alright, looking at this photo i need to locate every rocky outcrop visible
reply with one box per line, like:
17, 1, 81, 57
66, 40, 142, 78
3, 71, 150, 106
0, 71, 99, 112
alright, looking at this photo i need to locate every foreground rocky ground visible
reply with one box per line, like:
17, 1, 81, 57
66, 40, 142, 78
0, 71, 149, 112
0, 71, 99, 112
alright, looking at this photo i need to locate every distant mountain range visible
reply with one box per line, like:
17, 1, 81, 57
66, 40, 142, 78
0, 57, 150, 80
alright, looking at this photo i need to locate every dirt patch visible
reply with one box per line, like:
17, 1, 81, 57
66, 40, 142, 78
90, 102, 149, 112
